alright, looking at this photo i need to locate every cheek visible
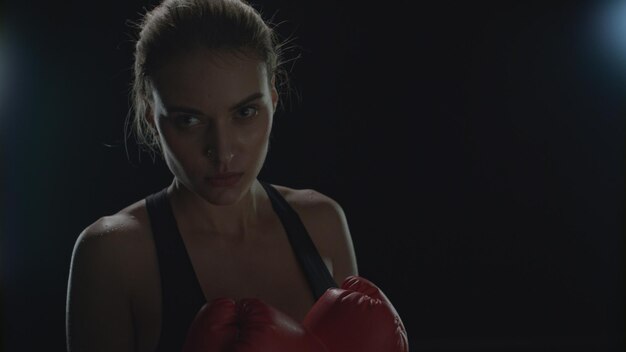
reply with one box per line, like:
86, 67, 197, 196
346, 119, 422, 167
241, 118, 272, 150
161, 139, 189, 174
159, 128, 203, 173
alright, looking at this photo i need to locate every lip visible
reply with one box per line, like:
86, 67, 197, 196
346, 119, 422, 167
206, 172, 243, 187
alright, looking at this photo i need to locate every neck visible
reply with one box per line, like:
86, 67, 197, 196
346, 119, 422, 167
166, 178, 262, 241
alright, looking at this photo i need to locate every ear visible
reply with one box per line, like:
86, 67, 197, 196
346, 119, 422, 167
145, 106, 154, 127
270, 75, 279, 111
142, 82, 158, 130
144, 100, 157, 130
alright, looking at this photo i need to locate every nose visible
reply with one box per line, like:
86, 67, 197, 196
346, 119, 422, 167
205, 122, 235, 166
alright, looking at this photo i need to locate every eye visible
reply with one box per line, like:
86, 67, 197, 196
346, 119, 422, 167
174, 114, 201, 127
237, 106, 259, 119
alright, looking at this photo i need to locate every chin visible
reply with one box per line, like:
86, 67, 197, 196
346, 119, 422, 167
185, 174, 254, 206
202, 183, 248, 206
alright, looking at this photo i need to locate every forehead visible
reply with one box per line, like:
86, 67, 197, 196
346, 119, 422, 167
150, 49, 269, 109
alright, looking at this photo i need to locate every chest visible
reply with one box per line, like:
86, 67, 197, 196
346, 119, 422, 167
130, 225, 326, 352
188, 227, 319, 312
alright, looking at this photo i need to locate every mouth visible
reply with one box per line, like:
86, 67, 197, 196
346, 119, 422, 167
206, 172, 243, 187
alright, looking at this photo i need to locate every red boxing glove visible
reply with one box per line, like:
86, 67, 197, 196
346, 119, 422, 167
182, 297, 328, 352
303, 276, 409, 352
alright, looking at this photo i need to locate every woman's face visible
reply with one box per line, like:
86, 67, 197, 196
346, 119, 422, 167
148, 48, 278, 205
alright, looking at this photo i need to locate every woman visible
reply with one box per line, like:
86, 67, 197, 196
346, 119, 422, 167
65, 0, 358, 351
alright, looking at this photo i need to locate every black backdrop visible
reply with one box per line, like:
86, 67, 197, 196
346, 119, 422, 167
1, 0, 624, 351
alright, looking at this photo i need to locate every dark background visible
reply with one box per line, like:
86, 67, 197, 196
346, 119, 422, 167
1, 0, 624, 351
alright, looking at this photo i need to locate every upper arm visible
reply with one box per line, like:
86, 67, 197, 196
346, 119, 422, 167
66, 218, 136, 352
321, 196, 358, 285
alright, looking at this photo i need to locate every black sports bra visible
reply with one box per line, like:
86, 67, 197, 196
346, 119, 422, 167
144, 181, 338, 352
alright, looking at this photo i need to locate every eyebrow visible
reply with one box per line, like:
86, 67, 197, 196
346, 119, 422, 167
165, 92, 264, 116
229, 92, 264, 112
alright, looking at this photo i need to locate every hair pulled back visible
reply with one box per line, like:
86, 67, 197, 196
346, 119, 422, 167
128, 0, 288, 158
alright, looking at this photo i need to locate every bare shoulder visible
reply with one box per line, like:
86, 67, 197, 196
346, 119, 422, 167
67, 199, 151, 352
69, 203, 147, 297
69, 198, 154, 297
270, 185, 349, 240
74, 199, 151, 252
272, 185, 344, 217
269, 184, 358, 283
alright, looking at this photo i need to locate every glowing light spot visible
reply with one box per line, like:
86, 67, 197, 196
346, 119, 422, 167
592, 0, 626, 76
